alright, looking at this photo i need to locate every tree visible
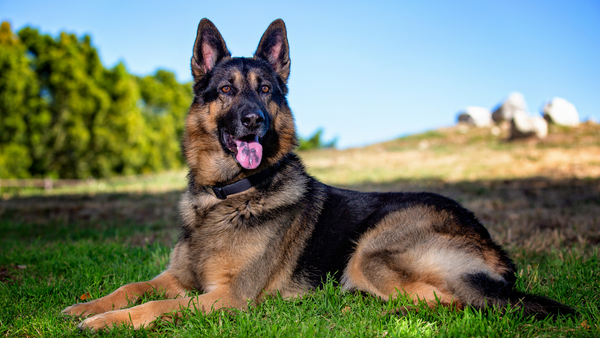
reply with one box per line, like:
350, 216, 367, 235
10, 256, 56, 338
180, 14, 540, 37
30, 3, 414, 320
0, 22, 193, 179
298, 129, 337, 151
137, 69, 192, 172
16, 27, 112, 178
0, 22, 44, 178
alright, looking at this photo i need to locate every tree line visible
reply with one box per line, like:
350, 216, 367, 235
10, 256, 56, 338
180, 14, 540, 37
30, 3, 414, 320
0, 22, 192, 179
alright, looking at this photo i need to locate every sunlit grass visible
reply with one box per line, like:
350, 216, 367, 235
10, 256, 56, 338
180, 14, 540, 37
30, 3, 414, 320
1, 235, 597, 337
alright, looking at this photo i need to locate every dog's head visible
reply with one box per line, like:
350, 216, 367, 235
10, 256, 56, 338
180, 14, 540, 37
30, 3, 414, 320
183, 19, 297, 186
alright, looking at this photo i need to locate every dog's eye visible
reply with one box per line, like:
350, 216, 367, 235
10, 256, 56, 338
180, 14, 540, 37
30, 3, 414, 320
221, 86, 231, 93
260, 85, 270, 93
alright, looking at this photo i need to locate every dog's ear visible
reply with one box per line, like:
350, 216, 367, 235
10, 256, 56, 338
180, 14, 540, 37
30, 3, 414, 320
191, 18, 231, 82
254, 19, 290, 83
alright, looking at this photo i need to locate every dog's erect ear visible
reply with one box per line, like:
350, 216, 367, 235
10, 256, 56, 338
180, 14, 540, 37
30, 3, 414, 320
191, 18, 231, 82
254, 19, 290, 83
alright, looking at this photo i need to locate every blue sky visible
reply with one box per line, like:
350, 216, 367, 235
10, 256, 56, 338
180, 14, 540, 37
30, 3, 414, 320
2, 0, 599, 148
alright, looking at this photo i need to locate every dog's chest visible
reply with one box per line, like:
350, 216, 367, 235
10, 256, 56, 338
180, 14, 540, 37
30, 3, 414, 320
179, 195, 273, 283
185, 193, 271, 229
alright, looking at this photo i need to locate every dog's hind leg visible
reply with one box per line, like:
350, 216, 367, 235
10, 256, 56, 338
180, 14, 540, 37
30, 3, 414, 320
341, 207, 574, 319
62, 270, 187, 318
342, 246, 463, 309
341, 207, 478, 309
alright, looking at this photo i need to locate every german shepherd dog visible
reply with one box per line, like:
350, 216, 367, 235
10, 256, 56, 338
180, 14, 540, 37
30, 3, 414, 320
63, 18, 573, 330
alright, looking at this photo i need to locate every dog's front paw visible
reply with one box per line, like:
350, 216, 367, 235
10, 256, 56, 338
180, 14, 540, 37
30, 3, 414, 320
77, 313, 114, 331
63, 303, 93, 318
62, 300, 110, 318
77, 307, 157, 331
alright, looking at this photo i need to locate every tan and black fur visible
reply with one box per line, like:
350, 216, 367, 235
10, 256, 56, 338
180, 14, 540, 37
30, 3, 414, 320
63, 18, 574, 330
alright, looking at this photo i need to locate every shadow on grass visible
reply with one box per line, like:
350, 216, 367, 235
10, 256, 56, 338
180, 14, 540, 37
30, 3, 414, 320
1, 176, 599, 251
0, 191, 182, 247
341, 176, 600, 252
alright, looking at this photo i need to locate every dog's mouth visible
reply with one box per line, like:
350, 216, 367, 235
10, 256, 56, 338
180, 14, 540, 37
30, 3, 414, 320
223, 132, 263, 170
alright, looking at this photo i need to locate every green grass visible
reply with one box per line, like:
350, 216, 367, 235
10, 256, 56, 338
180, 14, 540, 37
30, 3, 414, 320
1, 185, 599, 337
1, 231, 597, 337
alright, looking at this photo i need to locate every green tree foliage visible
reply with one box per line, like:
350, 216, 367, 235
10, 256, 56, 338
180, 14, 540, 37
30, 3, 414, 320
0, 22, 192, 179
0, 21, 41, 178
298, 129, 337, 151
137, 70, 191, 173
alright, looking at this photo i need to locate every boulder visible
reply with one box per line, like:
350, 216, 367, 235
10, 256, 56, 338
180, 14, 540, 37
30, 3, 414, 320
492, 92, 528, 122
543, 97, 579, 126
510, 110, 548, 139
457, 106, 493, 127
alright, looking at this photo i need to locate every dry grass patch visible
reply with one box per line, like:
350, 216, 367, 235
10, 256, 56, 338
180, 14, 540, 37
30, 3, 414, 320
301, 121, 600, 184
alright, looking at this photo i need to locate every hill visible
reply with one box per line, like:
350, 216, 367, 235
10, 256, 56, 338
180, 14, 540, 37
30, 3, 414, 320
302, 121, 600, 186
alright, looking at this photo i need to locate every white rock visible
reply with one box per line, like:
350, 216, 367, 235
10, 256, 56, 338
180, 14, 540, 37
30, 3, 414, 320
492, 92, 528, 122
491, 126, 501, 136
510, 110, 548, 139
457, 106, 493, 127
543, 97, 579, 126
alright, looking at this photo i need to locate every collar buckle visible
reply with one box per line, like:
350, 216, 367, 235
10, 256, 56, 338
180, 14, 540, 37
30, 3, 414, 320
211, 186, 227, 200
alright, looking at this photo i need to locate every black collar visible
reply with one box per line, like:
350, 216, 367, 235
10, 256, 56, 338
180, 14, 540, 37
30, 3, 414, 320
204, 163, 278, 200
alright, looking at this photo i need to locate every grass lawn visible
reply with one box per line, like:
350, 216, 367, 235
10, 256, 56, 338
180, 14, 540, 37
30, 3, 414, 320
1, 122, 599, 337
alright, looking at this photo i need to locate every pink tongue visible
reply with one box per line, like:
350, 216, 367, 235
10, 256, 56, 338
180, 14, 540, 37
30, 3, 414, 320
235, 137, 263, 170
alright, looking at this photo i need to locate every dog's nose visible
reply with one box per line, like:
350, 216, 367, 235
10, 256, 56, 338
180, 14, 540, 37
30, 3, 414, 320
241, 111, 265, 129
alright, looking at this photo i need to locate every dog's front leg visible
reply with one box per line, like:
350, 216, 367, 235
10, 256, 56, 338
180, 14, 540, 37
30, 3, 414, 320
77, 287, 240, 331
63, 270, 186, 318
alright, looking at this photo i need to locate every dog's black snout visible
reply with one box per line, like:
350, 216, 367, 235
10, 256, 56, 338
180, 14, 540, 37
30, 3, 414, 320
241, 111, 265, 129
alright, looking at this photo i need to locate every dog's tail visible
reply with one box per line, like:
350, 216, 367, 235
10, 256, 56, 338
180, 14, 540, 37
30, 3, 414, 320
456, 272, 575, 319
504, 290, 576, 319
